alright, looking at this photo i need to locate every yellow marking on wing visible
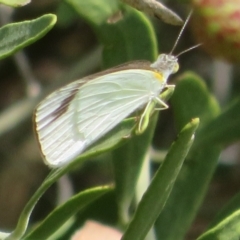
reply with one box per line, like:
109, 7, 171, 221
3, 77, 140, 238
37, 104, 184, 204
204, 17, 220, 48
153, 71, 165, 83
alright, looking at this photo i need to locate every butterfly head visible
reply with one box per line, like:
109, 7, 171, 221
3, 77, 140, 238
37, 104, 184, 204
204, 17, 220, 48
150, 54, 179, 81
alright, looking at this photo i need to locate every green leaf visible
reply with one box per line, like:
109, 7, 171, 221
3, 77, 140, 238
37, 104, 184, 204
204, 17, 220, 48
22, 186, 112, 240
65, 0, 119, 26
171, 71, 220, 131
0, 0, 30, 7
65, 0, 158, 66
121, 118, 199, 240
100, 6, 158, 67
56, 1, 79, 27
197, 97, 240, 147
155, 72, 221, 240
197, 210, 240, 240
0, 14, 57, 60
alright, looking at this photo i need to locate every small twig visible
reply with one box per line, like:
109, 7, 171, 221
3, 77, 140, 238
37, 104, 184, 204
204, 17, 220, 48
56, 175, 74, 205
14, 52, 41, 98
121, 0, 183, 25
212, 59, 232, 105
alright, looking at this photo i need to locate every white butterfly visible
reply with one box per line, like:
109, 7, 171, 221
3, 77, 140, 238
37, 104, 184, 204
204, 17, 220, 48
34, 56, 177, 167
34, 12, 199, 168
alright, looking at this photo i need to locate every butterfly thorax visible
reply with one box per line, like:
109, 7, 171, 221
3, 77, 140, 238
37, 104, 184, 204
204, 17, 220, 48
150, 54, 179, 82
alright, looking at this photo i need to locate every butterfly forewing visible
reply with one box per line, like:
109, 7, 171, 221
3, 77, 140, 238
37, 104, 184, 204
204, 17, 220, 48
34, 69, 165, 167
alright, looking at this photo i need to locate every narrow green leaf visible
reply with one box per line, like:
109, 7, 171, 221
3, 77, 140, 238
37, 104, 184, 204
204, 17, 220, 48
22, 186, 112, 240
0, 0, 30, 7
121, 118, 199, 240
54, 190, 119, 240
0, 14, 57, 60
155, 72, 221, 240
197, 210, 240, 240
112, 88, 174, 225
112, 113, 158, 224
155, 147, 221, 240
5, 118, 135, 240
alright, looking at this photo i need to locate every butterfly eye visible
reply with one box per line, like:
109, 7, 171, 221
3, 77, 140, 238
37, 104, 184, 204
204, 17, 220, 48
173, 63, 179, 73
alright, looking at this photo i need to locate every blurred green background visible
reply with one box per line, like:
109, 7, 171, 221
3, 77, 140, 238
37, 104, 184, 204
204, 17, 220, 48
0, 1, 240, 239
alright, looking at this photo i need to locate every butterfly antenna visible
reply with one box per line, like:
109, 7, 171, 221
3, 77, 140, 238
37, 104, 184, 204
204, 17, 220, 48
176, 43, 202, 57
169, 10, 193, 55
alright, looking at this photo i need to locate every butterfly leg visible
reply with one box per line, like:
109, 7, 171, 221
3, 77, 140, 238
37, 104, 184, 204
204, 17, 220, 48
161, 84, 175, 101
136, 100, 156, 135
154, 84, 175, 110
154, 97, 169, 110
136, 84, 175, 135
